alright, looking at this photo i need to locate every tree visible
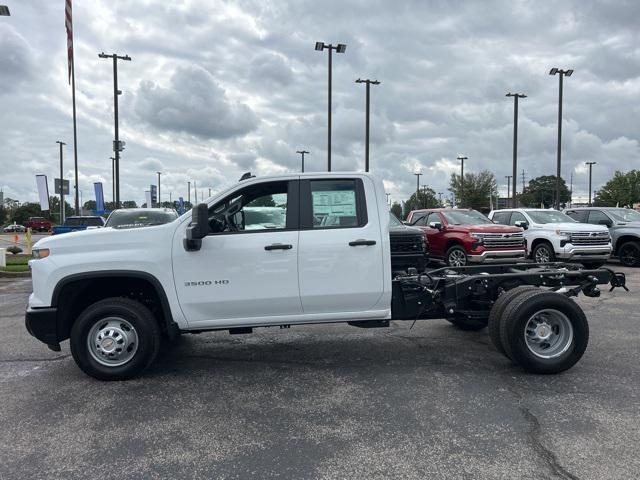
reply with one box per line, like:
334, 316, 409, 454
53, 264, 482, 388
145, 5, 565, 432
518, 175, 570, 208
449, 170, 498, 211
12, 203, 45, 225
390, 202, 402, 219
0, 206, 6, 225
594, 170, 640, 207
48, 197, 74, 223
83, 200, 97, 212
403, 187, 439, 217
122, 201, 138, 209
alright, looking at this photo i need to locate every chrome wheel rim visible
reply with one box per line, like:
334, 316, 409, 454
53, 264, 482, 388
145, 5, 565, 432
524, 309, 573, 359
448, 249, 467, 267
87, 317, 139, 367
534, 246, 551, 263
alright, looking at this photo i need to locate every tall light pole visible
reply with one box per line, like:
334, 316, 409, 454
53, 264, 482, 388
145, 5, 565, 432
457, 156, 468, 207
296, 150, 309, 173
99, 52, 132, 208
156, 171, 161, 207
414, 173, 422, 208
355, 78, 380, 172
549, 68, 573, 209
315, 41, 346, 172
506, 93, 526, 207
586, 162, 596, 206
505, 175, 512, 205
110, 156, 115, 205
56, 141, 66, 224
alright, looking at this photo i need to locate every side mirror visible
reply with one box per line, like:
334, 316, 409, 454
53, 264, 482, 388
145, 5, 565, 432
184, 203, 210, 251
429, 221, 443, 230
598, 219, 612, 227
514, 220, 529, 230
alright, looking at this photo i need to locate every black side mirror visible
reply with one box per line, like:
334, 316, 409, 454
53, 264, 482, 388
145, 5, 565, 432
598, 219, 612, 227
514, 220, 529, 230
184, 203, 210, 251
429, 221, 443, 230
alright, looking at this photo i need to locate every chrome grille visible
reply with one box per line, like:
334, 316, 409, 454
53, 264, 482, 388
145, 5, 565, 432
480, 232, 525, 248
569, 231, 610, 246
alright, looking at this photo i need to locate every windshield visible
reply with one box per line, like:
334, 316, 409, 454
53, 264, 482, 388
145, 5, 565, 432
608, 209, 640, 222
106, 210, 178, 229
389, 212, 402, 227
526, 210, 576, 224
443, 210, 492, 225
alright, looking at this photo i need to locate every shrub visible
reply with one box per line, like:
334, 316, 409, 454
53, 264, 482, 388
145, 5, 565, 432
7, 246, 22, 255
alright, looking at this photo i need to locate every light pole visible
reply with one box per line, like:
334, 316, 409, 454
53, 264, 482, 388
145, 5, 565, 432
586, 162, 596, 206
506, 93, 526, 207
414, 173, 422, 208
315, 41, 346, 172
99, 52, 132, 208
56, 141, 66, 224
549, 68, 573, 209
355, 78, 380, 172
110, 156, 115, 205
457, 156, 467, 207
187, 181, 191, 204
296, 150, 309, 173
505, 175, 512, 205
156, 171, 161, 208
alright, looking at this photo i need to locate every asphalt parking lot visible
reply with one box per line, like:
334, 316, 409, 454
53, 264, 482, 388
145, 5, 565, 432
1, 264, 639, 480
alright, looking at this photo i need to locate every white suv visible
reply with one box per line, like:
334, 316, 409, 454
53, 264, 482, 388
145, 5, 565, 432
489, 208, 611, 268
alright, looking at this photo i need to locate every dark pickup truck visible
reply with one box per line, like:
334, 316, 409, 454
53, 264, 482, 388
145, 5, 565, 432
389, 212, 428, 273
52, 216, 105, 235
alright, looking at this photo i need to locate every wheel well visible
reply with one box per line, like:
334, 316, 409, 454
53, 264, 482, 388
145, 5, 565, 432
614, 236, 640, 255
446, 240, 463, 252
53, 274, 174, 342
529, 238, 552, 256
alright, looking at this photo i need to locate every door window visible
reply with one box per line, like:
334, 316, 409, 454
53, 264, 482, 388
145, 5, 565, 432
587, 210, 610, 226
305, 179, 366, 229
565, 210, 587, 222
509, 212, 527, 226
492, 211, 511, 225
208, 181, 292, 233
426, 212, 442, 226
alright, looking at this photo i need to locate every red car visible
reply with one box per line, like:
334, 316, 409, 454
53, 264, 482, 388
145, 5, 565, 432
23, 217, 52, 232
406, 208, 526, 266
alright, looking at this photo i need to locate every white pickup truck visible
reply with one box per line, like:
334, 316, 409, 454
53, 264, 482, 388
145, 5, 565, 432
26, 173, 627, 380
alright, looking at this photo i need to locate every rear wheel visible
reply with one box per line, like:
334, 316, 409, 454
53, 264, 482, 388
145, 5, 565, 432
488, 286, 540, 357
499, 290, 588, 374
70, 297, 161, 381
532, 242, 555, 264
446, 245, 468, 267
618, 241, 640, 267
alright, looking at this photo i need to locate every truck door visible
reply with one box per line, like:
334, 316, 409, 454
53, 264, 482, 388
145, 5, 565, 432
298, 177, 385, 314
424, 212, 447, 257
172, 179, 302, 325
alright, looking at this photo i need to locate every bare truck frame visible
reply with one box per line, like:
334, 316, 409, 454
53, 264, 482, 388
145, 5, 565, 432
374, 263, 627, 374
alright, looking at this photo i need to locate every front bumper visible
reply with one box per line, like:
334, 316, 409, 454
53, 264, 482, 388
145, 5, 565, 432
25, 307, 61, 351
556, 245, 612, 261
468, 249, 527, 263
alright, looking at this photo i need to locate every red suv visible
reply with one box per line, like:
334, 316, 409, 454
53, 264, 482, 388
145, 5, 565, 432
406, 208, 526, 266
23, 217, 52, 232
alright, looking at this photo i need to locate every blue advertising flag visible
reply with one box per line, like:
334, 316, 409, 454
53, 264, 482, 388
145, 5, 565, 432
94, 182, 105, 213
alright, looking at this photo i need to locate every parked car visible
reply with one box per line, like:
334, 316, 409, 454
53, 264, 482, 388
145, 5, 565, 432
105, 208, 178, 230
389, 212, 428, 274
52, 216, 105, 235
564, 207, 640, 267
406, 208, 526, 266
3, 222, 26, 233
489, 208, 611, 268
24, 217, 52, 232
25, 172, 627, 380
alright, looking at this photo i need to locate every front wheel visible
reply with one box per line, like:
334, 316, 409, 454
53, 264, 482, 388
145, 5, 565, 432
499, 290, 588, 374
445, 245, 468, 267
70, 297, 161, 381
618, 241, 640, 267
532, 242, 556, 264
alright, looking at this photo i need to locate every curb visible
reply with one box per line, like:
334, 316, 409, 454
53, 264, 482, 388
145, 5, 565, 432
0, 270, 31, 278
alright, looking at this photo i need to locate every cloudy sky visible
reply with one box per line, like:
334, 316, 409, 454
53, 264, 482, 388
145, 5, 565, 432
1, 0, 638, 207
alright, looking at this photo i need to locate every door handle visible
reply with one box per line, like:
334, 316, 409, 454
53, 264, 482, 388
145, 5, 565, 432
264, 243, 293, 251
349, 239, 377, 246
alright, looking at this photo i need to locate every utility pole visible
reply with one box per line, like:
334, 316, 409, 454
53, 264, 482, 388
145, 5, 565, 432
156, 171, 161, 208
505, 175, 512, 205
506, 93, 526, 208
414, 173, 422, 208
99, 52, 132, 208
296, 150, 309, 173
549, 68, 574, 209
457, 156, 468, 207
315, 42, 347, 172
586, 162, 596, 206
56, 141, 66, 224
355, 78, 380, 172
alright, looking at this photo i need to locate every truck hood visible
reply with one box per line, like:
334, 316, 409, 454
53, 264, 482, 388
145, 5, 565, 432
447, 224, 523, 233
615, 221, 640, 229
530, 222, 609, 232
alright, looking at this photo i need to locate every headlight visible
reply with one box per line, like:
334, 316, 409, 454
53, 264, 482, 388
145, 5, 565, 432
555, 230, 572, 239
32, 248, 50, 259
470, 232, 485, 241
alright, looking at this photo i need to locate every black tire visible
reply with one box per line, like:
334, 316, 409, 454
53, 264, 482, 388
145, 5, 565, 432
488, 286, 540, 357
445, 245, 468, 267
70, 297, 161, 381
447, 316, 487, 331
499, 290, 589, 374
618, 241, 640, 267
581, 261, 605, 269
532, 242, 556, 264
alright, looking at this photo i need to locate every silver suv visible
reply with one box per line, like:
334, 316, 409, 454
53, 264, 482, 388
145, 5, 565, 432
565, 207, 640, 267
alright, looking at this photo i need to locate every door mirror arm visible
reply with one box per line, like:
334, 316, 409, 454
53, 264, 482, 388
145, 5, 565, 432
184, 203, 210, 251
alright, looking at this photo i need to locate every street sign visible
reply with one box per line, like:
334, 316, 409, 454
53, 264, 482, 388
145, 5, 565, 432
54, 178, 70, 195
113, 140, 126, 152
